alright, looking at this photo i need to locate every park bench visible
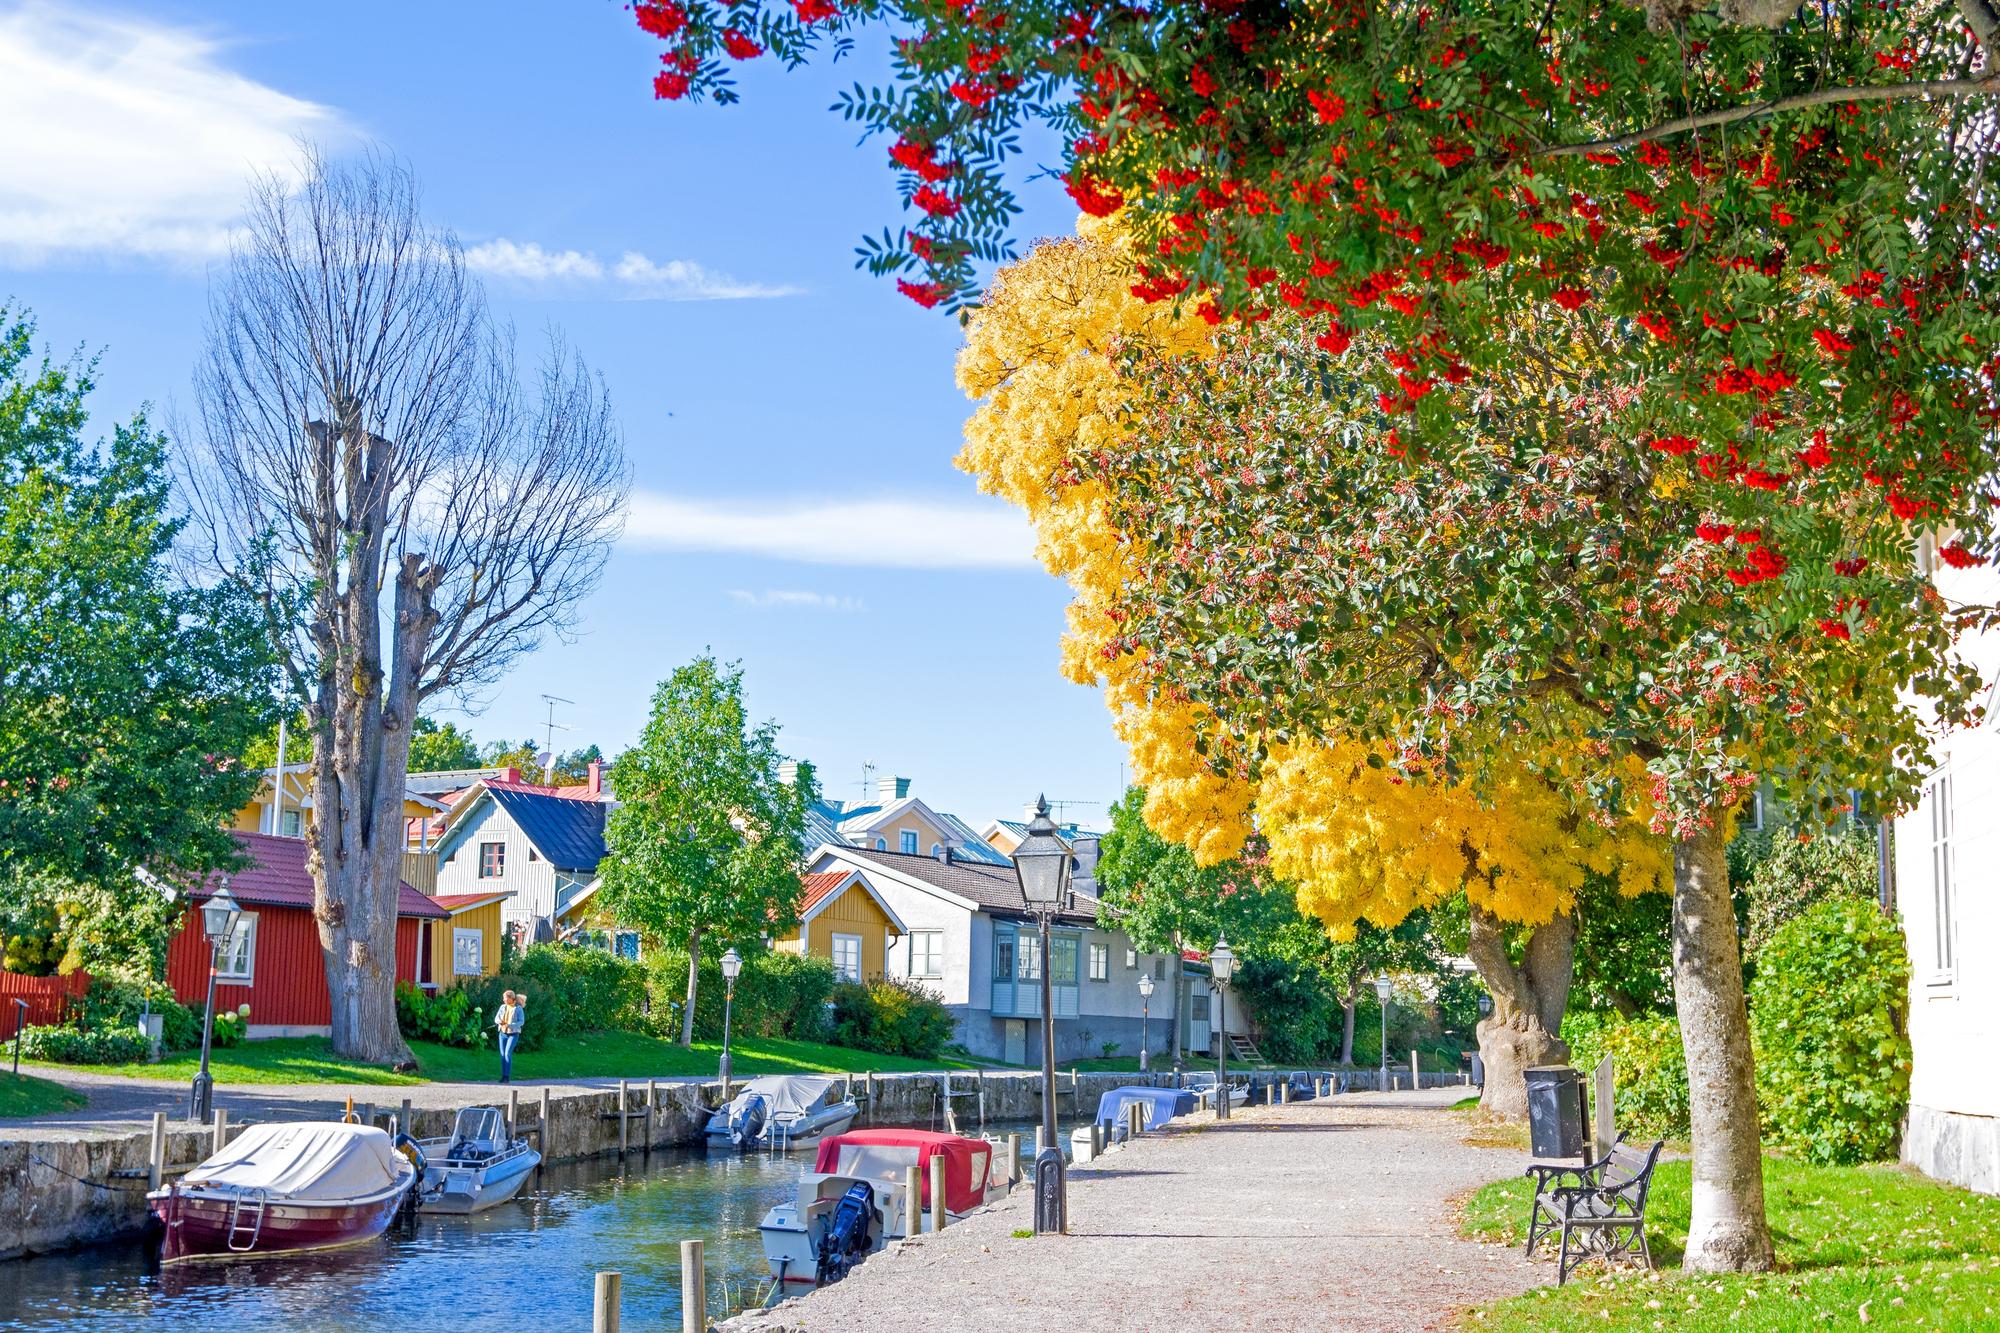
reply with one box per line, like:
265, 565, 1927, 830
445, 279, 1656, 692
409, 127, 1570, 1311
1523, 1135, 1665, 1285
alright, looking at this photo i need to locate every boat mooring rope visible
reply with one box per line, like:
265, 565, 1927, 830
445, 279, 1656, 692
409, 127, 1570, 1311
28, 1153, 142, 1193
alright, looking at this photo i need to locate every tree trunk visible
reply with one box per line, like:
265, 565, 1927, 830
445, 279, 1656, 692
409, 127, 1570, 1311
1339, 986, 1358, 1066
1673, 818, 1775, 1272
680, 928, 701, 1047
1466, 904, 1575, 1120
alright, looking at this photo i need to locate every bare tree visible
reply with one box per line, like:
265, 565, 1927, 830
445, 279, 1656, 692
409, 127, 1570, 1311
184, 148, 630, 1063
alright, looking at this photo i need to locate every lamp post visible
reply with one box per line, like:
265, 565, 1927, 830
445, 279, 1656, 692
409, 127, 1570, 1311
1137, 972, 1154, 1075
191, 882, 241, 1123
719, 947, 742, 1098
1374, 976, 1394, 1094
1011, 795, 1072, 1235
1210, 937, 1236, 1120
10, 998, 27, 1076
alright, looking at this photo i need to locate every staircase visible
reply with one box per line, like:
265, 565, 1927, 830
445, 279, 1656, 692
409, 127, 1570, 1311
1226, 1032, 1267, 1065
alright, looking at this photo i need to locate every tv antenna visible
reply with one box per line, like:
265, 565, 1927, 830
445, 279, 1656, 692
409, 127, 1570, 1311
1044, 798, 1103, 824
540, 694, 574, 783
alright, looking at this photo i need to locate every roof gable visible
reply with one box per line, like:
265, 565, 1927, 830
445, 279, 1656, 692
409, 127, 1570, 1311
796, 868, 910, 935
206, 833, 445, 918
817, 845, 1097, 926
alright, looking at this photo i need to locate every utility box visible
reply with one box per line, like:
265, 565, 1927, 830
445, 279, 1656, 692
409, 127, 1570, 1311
1525, 1065, 1588, 1160
138, 1013, 164, 1063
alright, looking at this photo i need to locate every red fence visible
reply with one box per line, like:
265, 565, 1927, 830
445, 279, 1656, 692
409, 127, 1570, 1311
0, 969, 90, 1031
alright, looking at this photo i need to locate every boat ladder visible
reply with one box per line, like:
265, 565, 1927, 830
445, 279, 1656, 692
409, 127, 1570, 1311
226, 1188, 269, 1252
768, 1120, 791, 1154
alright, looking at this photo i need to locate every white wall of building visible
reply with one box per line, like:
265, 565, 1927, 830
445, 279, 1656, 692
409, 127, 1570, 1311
434, 799, 557, 929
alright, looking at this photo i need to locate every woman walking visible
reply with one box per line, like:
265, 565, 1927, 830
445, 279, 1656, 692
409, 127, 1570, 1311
493, 990, 524, 1084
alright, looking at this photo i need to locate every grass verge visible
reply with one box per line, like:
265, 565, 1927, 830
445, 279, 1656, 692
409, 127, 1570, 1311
1462, 1156, 2000, 1329
0, 1070, 87, 1118
30, 1032, 977, 1088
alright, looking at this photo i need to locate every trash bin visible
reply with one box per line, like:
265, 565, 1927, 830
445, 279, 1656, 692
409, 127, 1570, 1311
1524, 1065, 1587, 1160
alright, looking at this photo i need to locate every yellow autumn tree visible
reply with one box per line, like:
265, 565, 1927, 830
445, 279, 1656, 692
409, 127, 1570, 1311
957, 221, 1670, 1114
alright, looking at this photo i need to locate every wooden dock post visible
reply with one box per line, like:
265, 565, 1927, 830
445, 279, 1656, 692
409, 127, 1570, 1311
864, 1071, 875, 1126
1089, 1121, 1103, 1159
930, 1153, 947, 1232
617, 1081, 629, 1159
679, 1241, 704, 1333
211, 1108, 228, 1154
1129, 1101, 1144, 1140
593, 1270, 621, 1333
1278, 1079, 1289, 1105
1069, 1068, 1080, 1116
505, 1089, 516, 1138
540, 1087, 553, 1164
976, 1068, 986, 1130
402, 1097, 415, 1138
940, 1072, 956, 1134
1412, 1048, 1420, 1091
905, 1165, 922, 1236
148, 1112, 166, 1190
644, 1080, 657, 1153
1007, 1131, 1021, 1183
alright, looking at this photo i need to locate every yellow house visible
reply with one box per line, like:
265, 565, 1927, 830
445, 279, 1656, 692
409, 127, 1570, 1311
234, 763, 445, 840
776, 870, 908, 984
428, 892, 511, 982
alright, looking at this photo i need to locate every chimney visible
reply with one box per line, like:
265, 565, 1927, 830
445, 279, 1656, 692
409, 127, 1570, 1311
778, 761, 800, 787
878, 775, 911, 803
501, 766, 521, 786
587, 758, 604, 795
935, 843, 952, 865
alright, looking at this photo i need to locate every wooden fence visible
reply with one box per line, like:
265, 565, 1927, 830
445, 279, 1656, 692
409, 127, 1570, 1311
0, 969, 90, 1029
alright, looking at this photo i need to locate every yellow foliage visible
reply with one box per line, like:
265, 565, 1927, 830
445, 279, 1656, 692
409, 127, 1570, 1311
955, 221, 1669, 936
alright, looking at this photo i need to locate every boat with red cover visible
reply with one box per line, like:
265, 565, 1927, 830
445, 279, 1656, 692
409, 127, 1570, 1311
758, 1129, 1007, 1290
148, 1122, 418, 1264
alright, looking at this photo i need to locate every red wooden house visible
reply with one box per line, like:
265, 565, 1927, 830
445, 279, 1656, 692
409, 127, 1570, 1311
165, 832, 448, 1038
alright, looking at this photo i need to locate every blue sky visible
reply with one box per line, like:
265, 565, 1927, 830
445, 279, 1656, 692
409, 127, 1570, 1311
0, 1, 1126, 828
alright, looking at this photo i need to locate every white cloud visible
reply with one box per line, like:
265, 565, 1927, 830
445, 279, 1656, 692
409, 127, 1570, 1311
0, 4, 340, 264
626, 491, 1036, 570
728, 589, 866, 611
463, 240, 800, 301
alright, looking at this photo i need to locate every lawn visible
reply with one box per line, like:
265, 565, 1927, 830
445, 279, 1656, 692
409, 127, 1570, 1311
29, 1031, 978, 1088
1461, 1156, 2000, 1329
0, 1070, 87, 1118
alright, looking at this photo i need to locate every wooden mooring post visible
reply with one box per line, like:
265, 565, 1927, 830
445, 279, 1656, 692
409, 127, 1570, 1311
211, 1109, 228, 1155
644, 1080, 657, 1153
905, 1165, 922, 1236
1007, 1131, 1021, 1183
618, 1080, 629, 1159
929, 1153, 947, 1232
593, 1269, 621, 1333
1412, 1048, 1421, 1091
864, 1070, 875, 1125
679, 1241, 705, 1333
976, 1068, 986, 1130
148, 1112, 166, 1190
539, 1087, 553, 1164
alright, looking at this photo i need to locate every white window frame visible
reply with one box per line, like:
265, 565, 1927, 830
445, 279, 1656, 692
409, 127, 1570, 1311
277, 808, 303, 838
1125, 948, 1137, 969
874, 837, 887, 851
908, 930, 944, 979
1928, 774, 1957, 986
1087, 941, 1109, 982
900, 830, 919, 855
478, 841, 505, 878
1747, 790, 1764, 832
453, 927, 484, 977
831, 932, 864, 983
216, 912, 258, 982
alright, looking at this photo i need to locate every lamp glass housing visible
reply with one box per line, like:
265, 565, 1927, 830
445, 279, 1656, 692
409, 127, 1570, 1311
201, 886, 241, 944
1137, 973, 1154, 1000
1010, 796, 1072, 909
720, 947, 743, 982
1373, 976, 1394, 1002
1209, 937, 1236, 985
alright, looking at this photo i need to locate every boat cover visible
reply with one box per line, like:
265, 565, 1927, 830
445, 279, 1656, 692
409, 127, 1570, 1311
725, 1075, 838, 1120
1094, 1086, 1198, 1130
813, 1129, 990, 1214
182, 1122, 409, 1202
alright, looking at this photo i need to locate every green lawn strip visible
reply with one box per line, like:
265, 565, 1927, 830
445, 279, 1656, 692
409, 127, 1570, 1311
1461, 1158, 2000, 1329
0, 1070, 89, 1118
28, 1032, 976, 1088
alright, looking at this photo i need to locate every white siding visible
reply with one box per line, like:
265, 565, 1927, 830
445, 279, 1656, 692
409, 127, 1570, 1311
434, 799, 557, 928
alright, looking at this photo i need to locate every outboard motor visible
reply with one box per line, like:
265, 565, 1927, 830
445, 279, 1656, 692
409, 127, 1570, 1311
728, 1093, 769, 1151
813, 1181, 877, 1286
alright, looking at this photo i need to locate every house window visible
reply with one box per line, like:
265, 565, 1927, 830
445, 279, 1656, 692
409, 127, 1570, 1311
909, 930, 944, 979
874, 838, 887, 851
614, 930, 641, 961
1747, 790, 1764, 832
900, 830, 919, 855
995, 934, 1015, 984
453, 927, 483, 976
1125, 948, 1137, 969
1016, 932, 1041, 982
1929, 775, 1956, 981
1087, 942, 1109, 982
832, 933, 863, 983
1191, 993, 1209, 1021
1051, 935, 1079, 987
215, 912, 258, 982
277, 808, 303, 837
1154, 957, 1166, 980
930, 843, 944, 858
478, 842, 505, 878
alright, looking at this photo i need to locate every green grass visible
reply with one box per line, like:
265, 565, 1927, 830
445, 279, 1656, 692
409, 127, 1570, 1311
1461, 1156, 2000, 1329
29, 1032, 978, 1088
0, 1069, 87, 1118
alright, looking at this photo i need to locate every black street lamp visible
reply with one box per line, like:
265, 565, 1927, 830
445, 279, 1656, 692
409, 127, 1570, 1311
1210, 937, 1236, 1120
1011, 795, 1072, 1236
1375, 976, 1395, 1094
719, 947, 742, 1097
9, 997, 27, 1076
1137, 972, 1154, 1076
190, 881, 242, 1124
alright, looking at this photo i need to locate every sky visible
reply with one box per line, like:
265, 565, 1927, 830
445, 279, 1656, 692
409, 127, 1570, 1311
0, 0, 1127, 829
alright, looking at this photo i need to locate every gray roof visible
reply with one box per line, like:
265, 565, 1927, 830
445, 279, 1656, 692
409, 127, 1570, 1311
844, 847, 1098, 926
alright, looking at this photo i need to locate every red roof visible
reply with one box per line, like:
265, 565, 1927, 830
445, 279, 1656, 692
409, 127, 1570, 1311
798, 871, 851, 916
431, 892, 511, 914
203, 832, 447, 919
813, 1130, 992, 1214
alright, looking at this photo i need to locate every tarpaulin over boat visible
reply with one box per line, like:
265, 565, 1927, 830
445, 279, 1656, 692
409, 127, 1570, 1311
182, 1122, 410, 1202
1094, 1086, 1198, 1130
814, 1129, 991, 1214
727, 1075, 839, 1119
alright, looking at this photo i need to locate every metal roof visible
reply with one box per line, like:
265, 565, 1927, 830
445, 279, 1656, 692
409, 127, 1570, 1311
203, 833, 446, 919
840, 847, 1098, 926
486, 785, 607, 871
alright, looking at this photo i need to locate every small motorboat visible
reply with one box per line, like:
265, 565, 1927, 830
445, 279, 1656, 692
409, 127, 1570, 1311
148, 1121, 417, 1264
413, 1106, 541, 1213
707, 1075, 859, 1152
1072, 1085, 1197, 1162
758, 1129, 1005, 1288
1182, 1071, 1250, 1110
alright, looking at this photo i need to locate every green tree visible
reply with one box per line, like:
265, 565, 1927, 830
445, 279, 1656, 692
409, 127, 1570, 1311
599, 656, 817, 1045
1742, 829, 1879, 960
408, 717, 479, 772
0, 307, 276, 971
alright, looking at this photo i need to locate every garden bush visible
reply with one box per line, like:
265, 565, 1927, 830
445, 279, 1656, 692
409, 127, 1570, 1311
1750, 896, 1910, 1165
448, 973, 555, 1050
830, 976, 954, 1059
513, 943, 649, 1036
72, 978, 202, 1050
18, 1023, 148, 1064
395, 982, 487, 1048
1741, 829, 1879, 960
1565, 1010, 1690, 1141
644, 947, 837, 1042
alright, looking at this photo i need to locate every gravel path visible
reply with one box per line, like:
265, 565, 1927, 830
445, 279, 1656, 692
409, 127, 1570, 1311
726, 1088, 1544, 1333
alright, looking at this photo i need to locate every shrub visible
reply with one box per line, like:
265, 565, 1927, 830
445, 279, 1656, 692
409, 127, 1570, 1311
1565, 1011, 1690, 1141
448, 973, 555, 1051
71, 978, 202, 1050
513, 943, 649, 1037
396, 982, 487, 1048
1750, 896, 1910, 1165
1741, 829, 1879, 960
644, 947, 837, 1043
830, 976, 954, 1059
18, 1023, 148, 1064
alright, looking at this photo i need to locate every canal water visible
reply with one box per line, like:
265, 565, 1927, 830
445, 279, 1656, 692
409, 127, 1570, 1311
0, 1121, 1069, 1331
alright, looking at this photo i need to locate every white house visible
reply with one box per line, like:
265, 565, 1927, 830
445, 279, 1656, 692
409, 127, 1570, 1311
431, 780, 611, 943
1895, 554, 2000, 1194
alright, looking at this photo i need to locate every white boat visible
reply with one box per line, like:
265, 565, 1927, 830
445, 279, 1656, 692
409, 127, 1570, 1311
413, 1106, 541, 1214
1182, 1071, 1250, 1109
708, 1075, 859, 1152
758, 1129, 1007, 1288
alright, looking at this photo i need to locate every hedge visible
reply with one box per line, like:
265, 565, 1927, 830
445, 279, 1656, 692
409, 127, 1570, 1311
830, 976, 955, 1059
